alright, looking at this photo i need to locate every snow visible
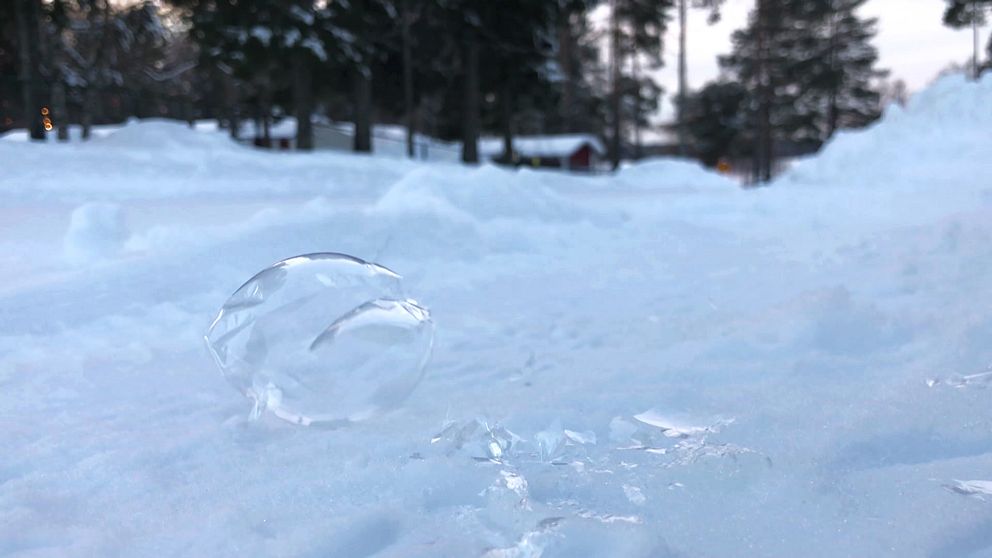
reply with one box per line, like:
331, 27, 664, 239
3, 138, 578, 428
616, 157, 741, 190
2, 74, 992, 557
62, 202, 129, 265
479, 134, 606, 158
233, 118, 462, 161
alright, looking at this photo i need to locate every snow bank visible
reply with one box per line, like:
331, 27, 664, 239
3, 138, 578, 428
374, 164, 587, 223
95, 119, 245, 156
0, 123, 125, 143
615, 157, 739, 190
782, 73, 992, 188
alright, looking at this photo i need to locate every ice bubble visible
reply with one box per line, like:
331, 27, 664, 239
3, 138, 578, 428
205, 253, 434, 426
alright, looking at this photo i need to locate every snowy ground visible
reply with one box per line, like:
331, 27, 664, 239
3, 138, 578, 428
2, 74, 992, 557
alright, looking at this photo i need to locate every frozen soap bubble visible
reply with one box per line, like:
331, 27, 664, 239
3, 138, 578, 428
205, 253, 434, 426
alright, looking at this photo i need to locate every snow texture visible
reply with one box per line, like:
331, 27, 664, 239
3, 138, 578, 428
2, 74, 992, 557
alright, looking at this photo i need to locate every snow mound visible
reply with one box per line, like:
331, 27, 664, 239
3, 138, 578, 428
95, 118, 242, 154
374, 164, 587, 223
63, 202, 129, 264
782, 73, 992, 187
615, 157, 739, 189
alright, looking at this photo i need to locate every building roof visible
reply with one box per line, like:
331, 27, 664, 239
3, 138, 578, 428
478, 134, 606, 159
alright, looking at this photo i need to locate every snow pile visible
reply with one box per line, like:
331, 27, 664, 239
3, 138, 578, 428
0, 123, 125, 143
95, 119, 243, 155
783, 73, 992, 187
62, 202, 130, 264
615, 157, 740, 190
374, 164, 588, 223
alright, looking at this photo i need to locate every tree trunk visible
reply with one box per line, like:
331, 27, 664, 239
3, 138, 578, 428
184, 98, 195, 128
461, 38, 480, 164
15, 0, 45, 141
677, 0, 688, 156
755, 0, 773, 183
293, 55, 314, 151
402, 0, 415, 158
632, 54, 642, 161
609, 0, 622, 170
825, 6, 839, 139
352, 67, 372, 152
973, 0, 981, 81
81, 0, 112, 141
500, 80, 514, 164
82, 86, 97, 140
53, 82, 68, 141
51, 26, 69, 142
557, 5, 576, 132
224, 72, 239, 139
261, 94, 271, 146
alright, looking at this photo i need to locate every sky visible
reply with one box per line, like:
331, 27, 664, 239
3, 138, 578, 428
649, 0, 989, 123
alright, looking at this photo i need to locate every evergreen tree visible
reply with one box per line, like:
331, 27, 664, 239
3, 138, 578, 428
0, 3, 21, 133
680, 80, 747, 167
942, 0, 991, 78
799, 0, 886, 139
13, 0, 45, 141
608, 0, 674, 168
423, 0, 556, 163
720, 0, 885, 181
720, 0, 798, 181
676, 0, 725, 155
551, 0, 609, 135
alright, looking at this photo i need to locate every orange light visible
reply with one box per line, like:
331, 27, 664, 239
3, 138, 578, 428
40, 107, 50, 116
44, 123, 53, 131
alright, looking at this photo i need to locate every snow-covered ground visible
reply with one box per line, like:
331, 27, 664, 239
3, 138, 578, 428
2, 74, 992, 557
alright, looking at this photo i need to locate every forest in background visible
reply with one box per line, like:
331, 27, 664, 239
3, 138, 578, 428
1, 0, 989, 181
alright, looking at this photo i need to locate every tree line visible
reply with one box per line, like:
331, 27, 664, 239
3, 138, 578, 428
2, 0, 987, 182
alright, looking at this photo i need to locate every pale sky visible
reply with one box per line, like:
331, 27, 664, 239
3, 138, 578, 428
650, 0, 990, 122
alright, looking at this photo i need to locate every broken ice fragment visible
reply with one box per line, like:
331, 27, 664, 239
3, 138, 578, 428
205, 253, 434, 426
947, 370, 992, 389
930, 364, 992, 389
633, 410, 717, 438
563, 429, 597, 445
622, 484, 647, 505
944, 479, 992, 500
429, 418, 523, 462
533, 422, 597, 463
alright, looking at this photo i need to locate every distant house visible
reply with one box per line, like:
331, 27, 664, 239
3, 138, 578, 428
479, 134, 606, 171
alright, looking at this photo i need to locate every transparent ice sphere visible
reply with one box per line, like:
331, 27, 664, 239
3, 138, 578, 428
205, 253, 434, 426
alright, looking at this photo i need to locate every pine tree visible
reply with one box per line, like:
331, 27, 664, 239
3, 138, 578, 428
799, 0, 886, 139
942, 0, 991, 78
550, 1, 609, 136
680, 80, 747, 167
720, 0, 885, 181
720, 0, 798, 181
423, 0, 556, 163
608, 0, 674, 168
676, 0, 725, 156
14, 0, 45, 141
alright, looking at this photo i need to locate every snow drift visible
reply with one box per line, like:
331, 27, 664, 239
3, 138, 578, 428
782, 73, 992, 188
